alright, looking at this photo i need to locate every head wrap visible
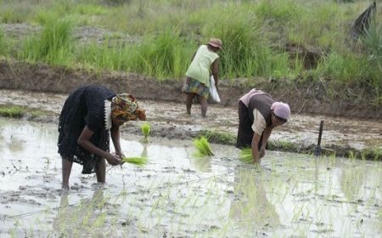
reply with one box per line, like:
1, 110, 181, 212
271, 102, 290, 121
111, 93, 146, 122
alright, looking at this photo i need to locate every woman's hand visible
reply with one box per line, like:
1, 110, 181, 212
105, 153, 122, 165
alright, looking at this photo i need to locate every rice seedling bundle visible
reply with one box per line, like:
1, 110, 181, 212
141, 122, 151, 143
122, 156, 148, 166
193, 136, 214, 157
240, 148, 253, 163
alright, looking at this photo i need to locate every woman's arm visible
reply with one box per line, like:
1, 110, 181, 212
111, 125, 123, 158
77, 126, 121, 165
211, 59, 219, 88
259, 127, 272, 158
251, 133, 262, 163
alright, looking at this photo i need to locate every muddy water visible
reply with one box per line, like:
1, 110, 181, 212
0, 118, 381, 237
1, 89, 382, 153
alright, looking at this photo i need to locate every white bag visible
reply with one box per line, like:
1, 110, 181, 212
209, 76, 221, 103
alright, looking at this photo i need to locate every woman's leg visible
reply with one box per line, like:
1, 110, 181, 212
62, 157, 73, 190
236, 101, 253, 148
95, 158, 106, 183
186, 93, 195, 115
199, 96, 208, 117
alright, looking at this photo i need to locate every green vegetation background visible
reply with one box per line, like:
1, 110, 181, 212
0, 0, 381, 103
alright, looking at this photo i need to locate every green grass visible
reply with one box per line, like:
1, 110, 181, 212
20, 18, 74, 65
0, 27, 6, 55
124, 29, 193, 78
0, 104, 52, 119
197, 130, 236, 145
0, 105, 25, 118
0, 0, 380, 101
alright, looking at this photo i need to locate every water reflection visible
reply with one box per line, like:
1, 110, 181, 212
191, 156, 212, 172
229, 166, 280, 230
339, 162, 366, 202
53, 188, 110, 236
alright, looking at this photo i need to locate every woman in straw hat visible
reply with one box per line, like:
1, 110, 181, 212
183, 38, 222, 117
236, 89, 290, 163
58, 85, 146, 190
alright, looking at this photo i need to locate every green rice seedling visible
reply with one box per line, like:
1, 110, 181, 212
122, 156, 148, 166
0, 105, 24, 118
239, 148, 253, 163
193, 136, 214, 157
141, 122, 151, 143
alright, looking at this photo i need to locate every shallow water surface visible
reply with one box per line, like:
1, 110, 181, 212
0, 119, 381, 237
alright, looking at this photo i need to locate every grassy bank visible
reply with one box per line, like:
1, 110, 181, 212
0, 0, 381, 103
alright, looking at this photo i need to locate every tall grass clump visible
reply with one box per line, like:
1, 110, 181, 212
125, 29, 193, 78
254, 0, 302, 23
287, 1, 344, 48
316, 51, 370, 83
362, 23, 382, 102
202, 4, 291, 78
76, 41, 130, 71
21, 18, 74, 65
193, 136, 214, 157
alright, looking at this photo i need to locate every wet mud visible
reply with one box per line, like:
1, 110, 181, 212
0, 119, 381, 237
0, 89, 381, 159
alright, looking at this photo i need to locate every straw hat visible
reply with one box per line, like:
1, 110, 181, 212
207, 38, 223, 49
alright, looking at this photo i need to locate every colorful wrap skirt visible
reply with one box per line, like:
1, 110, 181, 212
182, 77, 210, 99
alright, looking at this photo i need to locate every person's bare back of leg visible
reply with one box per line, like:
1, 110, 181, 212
62, 158, 73, 190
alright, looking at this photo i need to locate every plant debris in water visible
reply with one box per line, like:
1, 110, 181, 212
193, 136, 214, 157
122, 156, 148, 166
141, 122, 151, 143
240, 148, 253, 163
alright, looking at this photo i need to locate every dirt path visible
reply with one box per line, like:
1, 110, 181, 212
1, 89, 381, 158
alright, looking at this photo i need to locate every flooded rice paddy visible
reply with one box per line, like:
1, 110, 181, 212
0, 118, 381, 237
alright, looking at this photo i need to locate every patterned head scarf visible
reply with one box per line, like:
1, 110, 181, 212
111, 93, 146, 122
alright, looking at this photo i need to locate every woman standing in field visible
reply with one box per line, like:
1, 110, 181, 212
183, 38, 222, 117
236, 89, 290, 163
58, 85, 146, 190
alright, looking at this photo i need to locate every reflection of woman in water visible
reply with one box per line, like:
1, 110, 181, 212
54, 188, 107, 236
229, 166, 280, 229
58, 85, 146, 190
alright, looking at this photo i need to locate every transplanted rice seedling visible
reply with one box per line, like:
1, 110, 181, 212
141, 122, 151, 143
193, 136, 214, 157
122, 156, 148, 166
240, 148, 253, 163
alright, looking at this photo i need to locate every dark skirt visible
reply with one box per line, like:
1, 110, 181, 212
236, 101, 262, 149
58, 86, 113, 174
